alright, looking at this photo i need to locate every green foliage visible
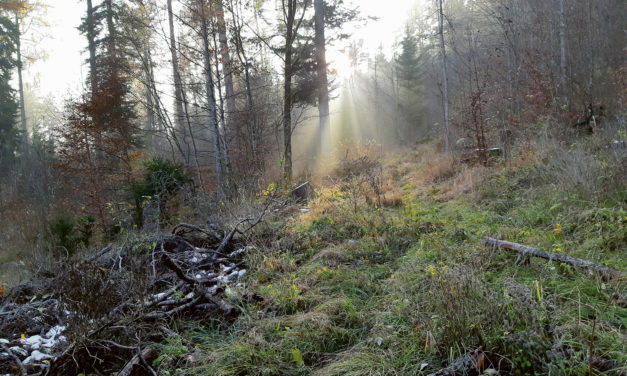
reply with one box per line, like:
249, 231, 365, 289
130, 158, 191, 199
0, 14, 19, 171
155, 142, 625, 376
47, 213, 95, 256
128, 157, 192, 227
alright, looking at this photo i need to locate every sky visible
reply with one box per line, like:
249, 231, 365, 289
23, 0, 419, 100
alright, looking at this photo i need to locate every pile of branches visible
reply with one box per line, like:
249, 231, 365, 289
0, 213, 267, 376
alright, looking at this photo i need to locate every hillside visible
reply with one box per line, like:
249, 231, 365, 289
2, 136, 624, 376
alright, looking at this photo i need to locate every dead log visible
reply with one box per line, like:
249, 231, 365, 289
484, 237, 624, 278
115, 347, 158, 376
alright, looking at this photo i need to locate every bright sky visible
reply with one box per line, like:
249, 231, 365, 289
25, 0, 85, 101
24, 0, 420, 99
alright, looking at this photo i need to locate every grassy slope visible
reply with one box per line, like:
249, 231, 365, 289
158, 143, 625, 376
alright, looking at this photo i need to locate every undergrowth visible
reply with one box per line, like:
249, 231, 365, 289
122, 135, 627, 375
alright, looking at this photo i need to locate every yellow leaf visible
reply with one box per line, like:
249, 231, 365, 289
291, 349, 304, 366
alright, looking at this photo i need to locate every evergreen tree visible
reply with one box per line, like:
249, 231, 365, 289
0, 13, 19, 172
397, 28, 421, 92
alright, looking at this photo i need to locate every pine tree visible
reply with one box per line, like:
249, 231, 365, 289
0, 13, 19, 172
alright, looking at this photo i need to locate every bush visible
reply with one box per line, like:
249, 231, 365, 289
128, 158, 192, 228
47, 213, 95, 257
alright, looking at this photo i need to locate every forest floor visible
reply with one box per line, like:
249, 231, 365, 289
1, 137, 625, 376
156, 140, 625, 375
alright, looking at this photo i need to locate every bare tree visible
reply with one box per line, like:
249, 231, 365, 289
438, 0, 450, 152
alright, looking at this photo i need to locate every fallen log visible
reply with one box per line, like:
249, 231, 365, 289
484, 237, 624, 278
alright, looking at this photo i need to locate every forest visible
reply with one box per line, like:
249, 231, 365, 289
0, 0, 625, 375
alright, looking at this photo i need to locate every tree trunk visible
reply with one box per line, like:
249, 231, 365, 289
558, 0, 567, 100
199, 0, 225, 197
144, 46, 155, 150
282, 2, 295, 184
14, 13, 27, 149
105, 0, 116, 60
167, 0, 187, 163
86, 0, 98, 94
210, 9, 231, 187
215, 0, 235, 117
281, 0, 308, 184
314, 0, 329, 157
438, 0, 450, 153
231, 2, 259, 171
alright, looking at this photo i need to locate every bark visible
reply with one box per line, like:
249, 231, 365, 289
115, 347, 158, 376
438, 0, 450, 153
210, 8, 231, 186
281, 0, 308, 184
199, 0, 225, 197
314, 0, 329, 156
85, 0, 102, 159
282, 2, 295, 184
14, 13, 27, 149
105, 0, 116, 60
215, 0, 236, 116
484, 237, 623, 278
558, 0, 567, 98
167, 0, 187, 162
231, 0, 259, 170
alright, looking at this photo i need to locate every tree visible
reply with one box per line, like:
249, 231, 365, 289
437, 0, 450, 152
56, 0, 138, 229
314, 0, 329, 156
280, 0, 310, 184
0, 11, 19, 173
167, 0, 186, 158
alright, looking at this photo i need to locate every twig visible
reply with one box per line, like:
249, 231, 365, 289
143, 295, 201, 319
161, 253, 197, 284
136, 346, 158, 376
172, 223, 222, 241
1, 343, 27, 376
88, 243, 113, 262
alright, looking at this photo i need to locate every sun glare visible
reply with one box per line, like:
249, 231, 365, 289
327, 48, 353, 82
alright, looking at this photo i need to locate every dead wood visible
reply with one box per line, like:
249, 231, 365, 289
87, 243, 113, 262
1, 343, 27, 376
485, 237, 624, 278
115, 347, 158, 376
1, 199, 281, 375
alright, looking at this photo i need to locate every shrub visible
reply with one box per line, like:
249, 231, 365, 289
128, 158, 192, 228
47, 213, 95, 257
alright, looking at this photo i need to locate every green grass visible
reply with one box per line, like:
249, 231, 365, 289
153, 148, 626, 376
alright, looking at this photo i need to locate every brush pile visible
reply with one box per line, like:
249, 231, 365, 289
0, 219, 258, 376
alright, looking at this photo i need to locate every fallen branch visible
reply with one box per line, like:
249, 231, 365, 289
88, 243, 113, 262
484, 238, 624, 278
115, 347, 157, 376
171, 223, 222, 243
1, 343, 27, 376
